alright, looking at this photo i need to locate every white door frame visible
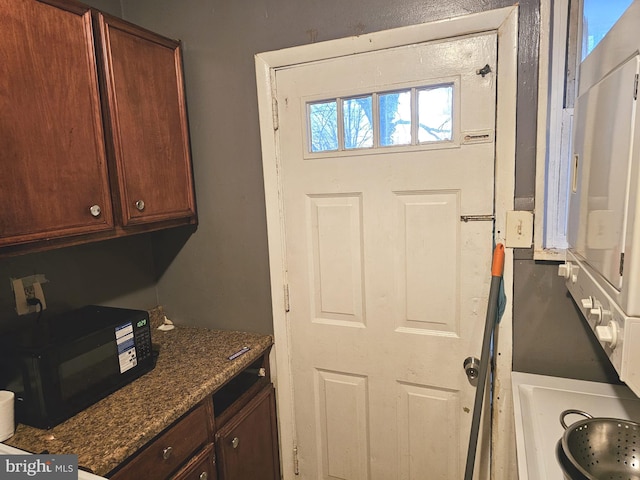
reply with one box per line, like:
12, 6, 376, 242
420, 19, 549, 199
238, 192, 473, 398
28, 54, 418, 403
255, 7, 518, 479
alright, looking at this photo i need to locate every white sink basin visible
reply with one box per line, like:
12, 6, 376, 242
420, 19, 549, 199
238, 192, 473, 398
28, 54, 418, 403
512, 372, 640, 480
0, 442, 106, 479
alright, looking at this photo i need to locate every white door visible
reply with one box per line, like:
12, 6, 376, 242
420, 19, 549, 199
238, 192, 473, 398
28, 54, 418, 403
274, 31, 497, 480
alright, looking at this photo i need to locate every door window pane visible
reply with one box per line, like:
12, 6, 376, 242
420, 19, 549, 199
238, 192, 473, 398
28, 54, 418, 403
379, 90, 411, 146
307, 83, 456, 153
418, 85, 453, 143
309, 100, 338, 152
343, 96, 373, 150
582, 0, 632, 59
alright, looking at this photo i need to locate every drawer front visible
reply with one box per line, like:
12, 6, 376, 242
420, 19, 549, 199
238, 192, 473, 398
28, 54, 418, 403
111, 403, 210, 479
171, 443, 216, 480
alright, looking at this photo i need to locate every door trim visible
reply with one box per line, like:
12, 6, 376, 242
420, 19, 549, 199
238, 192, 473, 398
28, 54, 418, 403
255, 7, 518, 479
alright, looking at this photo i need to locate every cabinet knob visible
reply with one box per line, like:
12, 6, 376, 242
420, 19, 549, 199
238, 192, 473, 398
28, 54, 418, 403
135, 199, 145, 211
231, 437, 240, 449
89, 205, 102, 217
199, 473, 208, 480
162, 446, 173, 460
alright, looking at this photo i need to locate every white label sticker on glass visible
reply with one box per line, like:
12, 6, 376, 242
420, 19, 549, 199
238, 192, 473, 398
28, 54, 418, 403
115, 322, 137, 374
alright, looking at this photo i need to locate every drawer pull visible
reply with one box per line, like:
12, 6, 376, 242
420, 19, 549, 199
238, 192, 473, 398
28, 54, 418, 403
231, 437, 240, 449
135, 199, 145, 211
162, 446, 173, 460
199, 473, 208, 480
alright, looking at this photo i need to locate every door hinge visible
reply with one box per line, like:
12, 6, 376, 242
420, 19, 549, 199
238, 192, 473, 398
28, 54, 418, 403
634, 74, 639, 100
272, 97, 279, 131
293, 445, 300, 475
284, 284, 290, 312
620, 252, 625, 276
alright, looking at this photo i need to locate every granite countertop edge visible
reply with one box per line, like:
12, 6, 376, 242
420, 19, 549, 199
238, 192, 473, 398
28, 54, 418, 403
3, 321, 273, 477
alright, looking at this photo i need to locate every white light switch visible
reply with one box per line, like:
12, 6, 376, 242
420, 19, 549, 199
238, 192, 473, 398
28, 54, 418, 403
505, 211, 533, 248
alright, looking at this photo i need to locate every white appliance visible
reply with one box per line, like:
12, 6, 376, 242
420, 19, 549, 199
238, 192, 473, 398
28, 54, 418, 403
512, 372, 640, 479
560, 0, 640, 397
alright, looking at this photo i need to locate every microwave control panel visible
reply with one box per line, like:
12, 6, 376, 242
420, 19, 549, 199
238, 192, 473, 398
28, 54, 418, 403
115, 317, 152, 374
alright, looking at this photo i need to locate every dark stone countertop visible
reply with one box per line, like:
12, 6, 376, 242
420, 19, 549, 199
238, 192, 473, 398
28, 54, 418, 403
3, 318, 273, 477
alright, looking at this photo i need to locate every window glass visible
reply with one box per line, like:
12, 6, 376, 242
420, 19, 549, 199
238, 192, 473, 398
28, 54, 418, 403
379, 90, 411, 146
343, 96, 374, 149
418, 85, 453, 143
582, 0, 632, 59
309, 100, 338, 152
307, 83, 455, 154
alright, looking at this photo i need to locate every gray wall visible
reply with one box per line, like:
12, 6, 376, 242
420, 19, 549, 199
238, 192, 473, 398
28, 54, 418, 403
0, 237, 158, 327
82, 0, 122, 17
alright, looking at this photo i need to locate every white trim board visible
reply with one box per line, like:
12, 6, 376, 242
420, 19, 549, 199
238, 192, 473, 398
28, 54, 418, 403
256, 7, 518, 479
534, 0, 570, 261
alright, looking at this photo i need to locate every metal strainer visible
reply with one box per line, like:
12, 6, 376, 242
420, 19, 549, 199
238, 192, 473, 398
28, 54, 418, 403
559, 409, 640, 480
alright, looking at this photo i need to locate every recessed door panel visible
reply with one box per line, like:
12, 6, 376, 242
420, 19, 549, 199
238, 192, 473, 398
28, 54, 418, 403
397, 382, 461, 480
315, 370, 370, 480
308, 195, 365, 326
394, 191, 460, 334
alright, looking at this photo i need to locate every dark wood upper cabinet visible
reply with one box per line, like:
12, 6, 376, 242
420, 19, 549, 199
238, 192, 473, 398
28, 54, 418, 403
95, 13, 196, 227
0, 0, 114, 247
0, 0, 197, 256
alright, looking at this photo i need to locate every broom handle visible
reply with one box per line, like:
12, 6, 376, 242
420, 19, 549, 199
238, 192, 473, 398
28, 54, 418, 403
463, 243, 505, 480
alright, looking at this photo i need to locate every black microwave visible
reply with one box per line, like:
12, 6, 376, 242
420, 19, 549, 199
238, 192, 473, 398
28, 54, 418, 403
0, 305, 156, 429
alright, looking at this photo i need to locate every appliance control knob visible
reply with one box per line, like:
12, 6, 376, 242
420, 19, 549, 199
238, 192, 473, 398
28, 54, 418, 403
596, 321, 619, 349
558, 262, 572, 279
571, 264, 579, 284
581, 297, 594, 309
588, 306, 603, 325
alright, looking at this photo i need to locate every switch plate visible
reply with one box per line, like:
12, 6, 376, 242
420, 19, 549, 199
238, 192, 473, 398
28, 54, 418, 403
505, 211, 533, 248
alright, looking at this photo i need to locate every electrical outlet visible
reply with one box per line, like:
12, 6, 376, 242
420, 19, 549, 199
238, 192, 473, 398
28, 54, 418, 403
12, 276, 47, 315
24, 284, 36, 300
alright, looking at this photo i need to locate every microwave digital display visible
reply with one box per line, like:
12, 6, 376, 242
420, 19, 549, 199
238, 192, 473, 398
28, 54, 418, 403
115, 322, 137, 374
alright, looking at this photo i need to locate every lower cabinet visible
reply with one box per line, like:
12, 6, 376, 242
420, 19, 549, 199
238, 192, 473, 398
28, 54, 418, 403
108, 352, 280, 480
110, 401, 214, 480
215, 384, 280, 480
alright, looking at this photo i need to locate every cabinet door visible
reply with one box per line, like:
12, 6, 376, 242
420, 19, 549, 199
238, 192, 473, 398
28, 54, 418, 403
95, 13, 196, 227
0, 0, 114, 246
215, 384, 280, 480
